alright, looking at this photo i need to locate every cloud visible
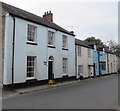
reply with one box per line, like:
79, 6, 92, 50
1, 0, 118, 43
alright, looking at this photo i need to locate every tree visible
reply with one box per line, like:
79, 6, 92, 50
107, 40, 120, 56
84, 36, 104, 45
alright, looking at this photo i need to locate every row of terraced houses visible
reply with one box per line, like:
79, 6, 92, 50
0, 2, 119, 86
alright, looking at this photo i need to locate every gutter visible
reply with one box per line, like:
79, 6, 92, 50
11, 15, 16, 85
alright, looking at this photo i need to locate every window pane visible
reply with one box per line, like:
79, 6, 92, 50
78, 46, 81, 55
100, 62, 106, 70
48, 31, 55, 45
63, 58, 68, 74
78, 65, 83, 74
62, 35, 67, 48
27, 56, 36, 78
27, 24, 36, 42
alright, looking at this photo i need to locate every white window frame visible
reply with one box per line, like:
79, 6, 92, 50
62, 58, 68, 75
62, 35, 68, 49
78, 65, 83, 74
48, 31, 55, 46
27, 24, 37, 43
26, 56, 36, 80
78, 46, 81, 55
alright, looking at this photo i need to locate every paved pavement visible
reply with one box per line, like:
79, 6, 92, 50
2, 79, 79, 98
2, 74, 119, 109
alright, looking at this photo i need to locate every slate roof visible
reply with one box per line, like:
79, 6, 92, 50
75, 38, 92, 48
2, 2, 75, 36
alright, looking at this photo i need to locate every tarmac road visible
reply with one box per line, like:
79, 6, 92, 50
2, 74, 119, 109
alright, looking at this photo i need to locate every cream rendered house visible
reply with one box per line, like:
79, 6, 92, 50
75, 39, 93, 79
106, 52, 118, 74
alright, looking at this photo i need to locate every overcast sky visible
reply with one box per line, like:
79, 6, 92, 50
1, 0, 119, 44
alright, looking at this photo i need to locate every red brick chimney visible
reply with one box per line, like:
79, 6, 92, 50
43, 11, 53, 22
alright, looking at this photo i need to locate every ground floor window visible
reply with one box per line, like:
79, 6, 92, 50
63, 58, 68, 75
27, 56, 36, 78
100, 61, 106, 70
78, 65, 83, 74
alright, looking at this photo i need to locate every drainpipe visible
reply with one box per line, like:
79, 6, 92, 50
75, 45, 77, 79
107, 53, 109, 74
97, 51, 101, 76
11, 15, 16, 85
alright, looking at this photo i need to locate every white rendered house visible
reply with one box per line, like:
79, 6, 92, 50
1, 2, 75, 85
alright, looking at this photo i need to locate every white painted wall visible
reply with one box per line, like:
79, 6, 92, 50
3, 15, 75, 85
76, 45, 93, 78
3, 14, 13, 84
0, 3, 2, 86
107, 53, 117, 74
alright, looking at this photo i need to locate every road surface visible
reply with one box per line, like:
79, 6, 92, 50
2, 74, 119, 109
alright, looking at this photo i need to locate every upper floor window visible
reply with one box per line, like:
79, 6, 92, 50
78, 46, 81, 55
48, 31, 55, 46
27, 24, 37, 42
88, 48, 91, 57
62, 35, 68, 49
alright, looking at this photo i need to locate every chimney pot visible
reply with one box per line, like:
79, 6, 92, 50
43, 11, 53, 22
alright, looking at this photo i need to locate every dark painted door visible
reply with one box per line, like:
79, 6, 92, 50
48, 61, 53, 80
93, 63, 96, 77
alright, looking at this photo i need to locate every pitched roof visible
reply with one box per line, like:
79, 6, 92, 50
75, 38, 92, 48
2, 2, 75, 36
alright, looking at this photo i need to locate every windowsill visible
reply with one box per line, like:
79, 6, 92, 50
62, 48, 68, 51
27, 41, 38, 45
62, 73, 68, 76
48, 45, 56, 48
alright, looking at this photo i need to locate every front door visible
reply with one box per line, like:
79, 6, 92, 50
93, 63, 96, 76
48, 61, 53, 80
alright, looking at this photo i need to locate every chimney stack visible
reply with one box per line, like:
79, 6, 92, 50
70, 31, 74, 35
43, 11, 53, 22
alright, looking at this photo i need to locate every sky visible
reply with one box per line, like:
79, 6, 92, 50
1, 0, 119, 45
